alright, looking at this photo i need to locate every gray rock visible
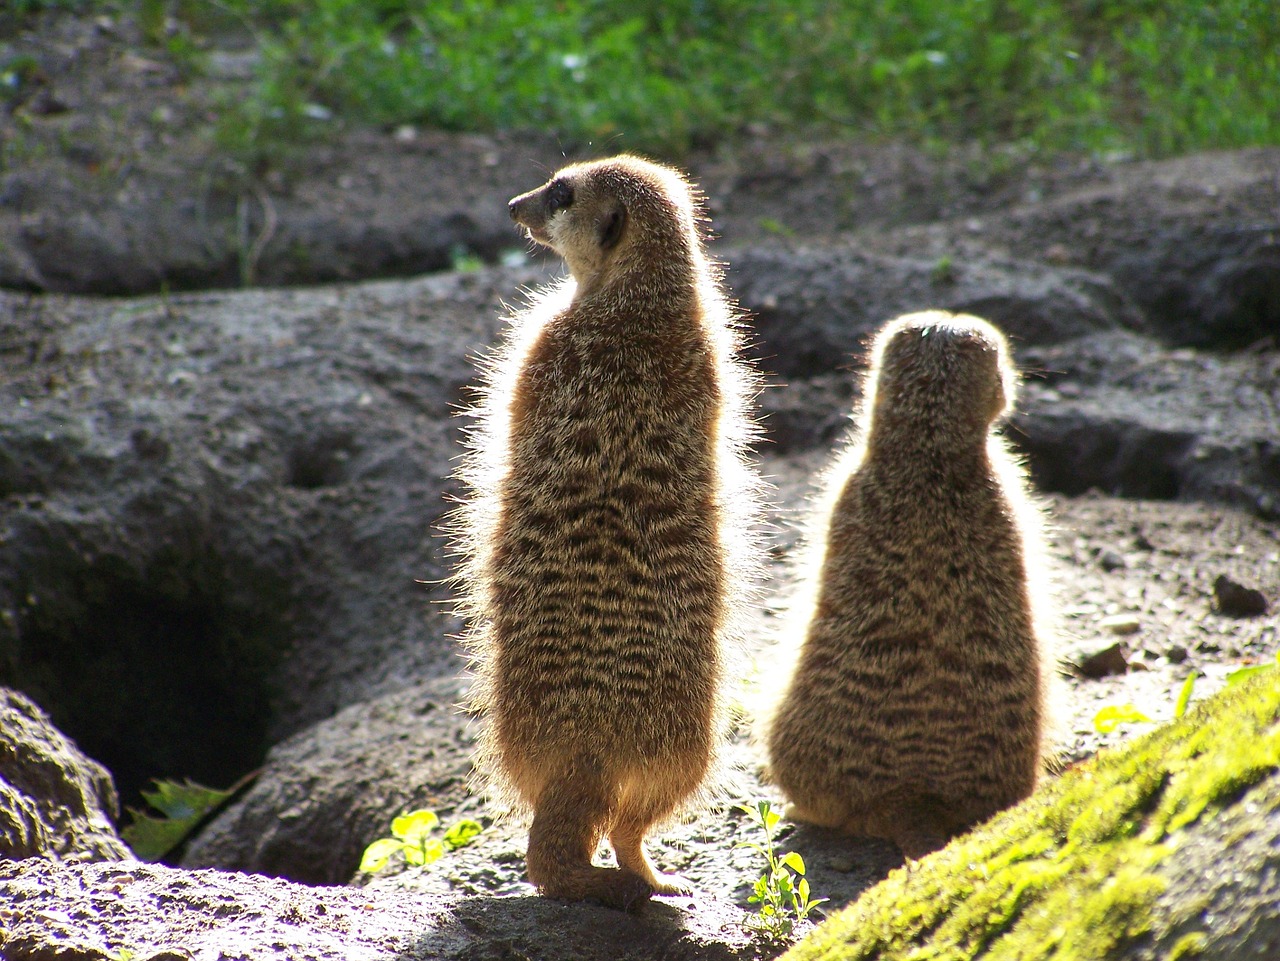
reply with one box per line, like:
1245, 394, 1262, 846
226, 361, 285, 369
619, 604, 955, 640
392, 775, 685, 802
0, 686, 129, 862
0, 856, 770, 961
182, 677, 478, 885
0, 270, 520, 807
882, 147, 1280, 350
726, 245, 1143, 379
1014, 332, 1280, 516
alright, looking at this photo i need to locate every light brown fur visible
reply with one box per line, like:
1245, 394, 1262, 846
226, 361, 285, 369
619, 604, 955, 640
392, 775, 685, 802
452, 155, 761, 910
762, 311, 1058, 859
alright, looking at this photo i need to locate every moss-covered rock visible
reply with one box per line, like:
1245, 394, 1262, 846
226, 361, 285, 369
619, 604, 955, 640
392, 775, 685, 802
783, 671, 1280, 961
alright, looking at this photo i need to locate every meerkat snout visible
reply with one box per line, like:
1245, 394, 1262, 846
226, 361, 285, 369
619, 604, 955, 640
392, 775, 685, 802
508, 178, 574, 237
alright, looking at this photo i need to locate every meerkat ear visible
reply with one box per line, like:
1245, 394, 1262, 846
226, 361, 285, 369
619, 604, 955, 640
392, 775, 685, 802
599, 204, 627, 250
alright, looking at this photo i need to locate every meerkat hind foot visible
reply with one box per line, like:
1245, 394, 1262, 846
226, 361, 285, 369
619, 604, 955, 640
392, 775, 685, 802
534, 864, 654, 913
648, 871, 694, 897
611, 828, 692, 896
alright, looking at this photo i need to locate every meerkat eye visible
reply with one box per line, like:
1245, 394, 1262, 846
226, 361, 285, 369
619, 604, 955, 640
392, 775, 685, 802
546, 181, 574, 215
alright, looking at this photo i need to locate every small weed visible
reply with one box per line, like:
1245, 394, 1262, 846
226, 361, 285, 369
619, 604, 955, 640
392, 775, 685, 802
122, 776, 251, 861
1093, 651, 1278, 734
736, 799, 826, 941
1223, 650, 1280, 687
359, 809, 484, 873
449, 244, 484, 273
931, 254, 956, 284
758, 217, 796, 238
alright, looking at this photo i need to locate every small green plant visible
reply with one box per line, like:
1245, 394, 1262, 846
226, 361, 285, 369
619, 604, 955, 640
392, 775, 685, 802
1094, 651, 1278, 735
122, 776, 250, 861
736, 799, 826, 941
758, 217, 796, 238
359, 809, 483, 873
931, 254, 956, 284
449, 244, 485, 272
1223, 650, 1280, 687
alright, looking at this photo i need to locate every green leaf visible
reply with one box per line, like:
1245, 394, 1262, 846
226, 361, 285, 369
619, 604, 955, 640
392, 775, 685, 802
391, 809, 439, 842
798, 876, 811, 904
777, 870, 794, 899
421, 838, 446, 864
781, 851, 806, 875
121, 779, 238, 861
762, 806, 781, 831
358, 837, 403, 873
737, 800, 768, 827
403, 837, 447, 867
1093, 703, 1153, 734
443, 818, 483, 850
1174, 671, 1198, 718
1226, 663, 1277, 687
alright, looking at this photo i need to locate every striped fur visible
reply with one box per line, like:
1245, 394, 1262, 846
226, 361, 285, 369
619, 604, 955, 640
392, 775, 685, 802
452, 156, 762, 908
763, 311, 1059, 858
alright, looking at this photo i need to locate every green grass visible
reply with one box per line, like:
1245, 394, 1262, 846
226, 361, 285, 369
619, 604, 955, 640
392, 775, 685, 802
191, 0, 1280, 159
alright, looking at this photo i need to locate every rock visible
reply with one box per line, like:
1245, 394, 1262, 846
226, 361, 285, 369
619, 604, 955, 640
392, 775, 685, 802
725, 245, 1142, 380
0, 271, 515, 807
0, 857, 764, 961
0, 129, 566, 296
4, 675, 1276, 961
781, 673, 1280, 961
1012, 331, 1280, 516
181, 678, 477, 885
1099, 614, 1142, 636
1097, 548, 1127, 572
887, 148, 1280, 351
1212, 574, 1270, 618
0, 686, 130, 862
1076, 642, 1130, 678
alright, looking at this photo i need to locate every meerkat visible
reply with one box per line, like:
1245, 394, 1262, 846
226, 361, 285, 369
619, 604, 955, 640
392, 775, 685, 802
762, 310, 1058, 859
452, 155, 762, 910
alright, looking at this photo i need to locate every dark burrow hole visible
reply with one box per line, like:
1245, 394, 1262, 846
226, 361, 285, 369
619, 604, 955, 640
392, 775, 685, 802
5, 546, 288, 832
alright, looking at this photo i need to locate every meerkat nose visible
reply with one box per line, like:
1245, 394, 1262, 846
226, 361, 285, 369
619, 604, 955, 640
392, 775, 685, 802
508, 198, 521, 221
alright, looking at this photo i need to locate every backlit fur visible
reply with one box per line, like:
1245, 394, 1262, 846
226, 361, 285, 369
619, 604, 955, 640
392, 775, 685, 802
452, 155, 763, 909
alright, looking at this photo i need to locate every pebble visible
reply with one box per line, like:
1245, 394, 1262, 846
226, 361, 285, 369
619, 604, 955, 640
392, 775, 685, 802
1098, 548, 1127, 572
1212, 575, 1269, 618
1076, 642, 1129, 679
1099, 613, 1141, 635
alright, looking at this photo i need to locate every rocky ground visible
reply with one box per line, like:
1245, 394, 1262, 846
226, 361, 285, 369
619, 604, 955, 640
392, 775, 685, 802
1, 7, 1278, 961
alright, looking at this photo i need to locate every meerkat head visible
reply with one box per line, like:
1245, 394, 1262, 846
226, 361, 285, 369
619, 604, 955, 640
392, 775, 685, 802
868, 311, 1016, 435
508, 155, 701, 287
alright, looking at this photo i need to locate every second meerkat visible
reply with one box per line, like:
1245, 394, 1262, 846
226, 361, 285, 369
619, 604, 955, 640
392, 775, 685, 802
455, 156, 761, 910
763, 311, 1058, 859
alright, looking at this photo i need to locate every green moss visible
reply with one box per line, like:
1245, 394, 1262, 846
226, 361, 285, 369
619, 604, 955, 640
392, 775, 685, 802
1167, 932, 1207, 961
783, 673, 1280, 961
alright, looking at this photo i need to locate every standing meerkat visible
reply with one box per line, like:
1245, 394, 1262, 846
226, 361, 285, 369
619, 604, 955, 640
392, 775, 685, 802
453, 155, 761, 910
763, 310, 1058, 859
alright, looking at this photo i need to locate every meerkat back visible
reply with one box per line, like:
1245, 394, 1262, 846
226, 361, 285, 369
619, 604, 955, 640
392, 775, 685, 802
764, 310, 1057, 859
453, 155, 762, 909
